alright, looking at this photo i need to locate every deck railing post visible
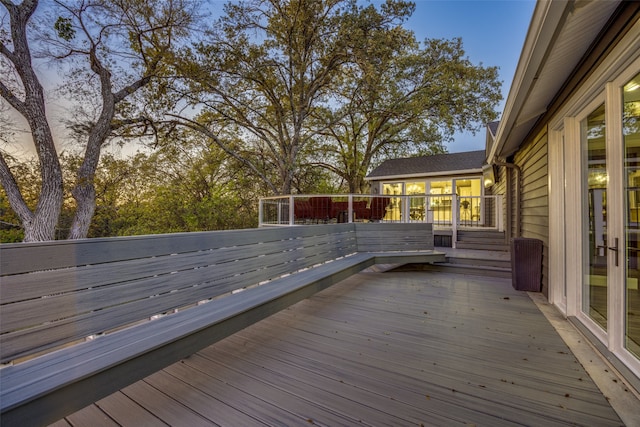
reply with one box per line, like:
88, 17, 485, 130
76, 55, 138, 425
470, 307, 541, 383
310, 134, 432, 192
497, 195, 504, 232
289, 195, 295, 225
426, 195, 434, 224
276, 200, 282, 225
452, 194, 458, 248
403, 196, 410, 223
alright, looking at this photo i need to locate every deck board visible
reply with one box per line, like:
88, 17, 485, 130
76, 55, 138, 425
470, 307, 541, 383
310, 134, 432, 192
95, 392, 168, 426
64, 403, 120, 427
53, 269, 623, 426
118, 381, 216, 426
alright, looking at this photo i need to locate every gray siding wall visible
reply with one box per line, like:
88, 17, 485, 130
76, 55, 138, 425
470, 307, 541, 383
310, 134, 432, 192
492, 162, 511, 240
514, 130, 549, 296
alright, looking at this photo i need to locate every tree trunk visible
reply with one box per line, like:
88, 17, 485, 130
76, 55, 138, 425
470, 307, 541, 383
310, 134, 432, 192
68, 99, 113, 239
27, 113, 64, 241
0, 154, 60, 241
1, 142, 62, 242
68, 180, 96, 239
281, 170, 293, 195
0, 0, 63, 242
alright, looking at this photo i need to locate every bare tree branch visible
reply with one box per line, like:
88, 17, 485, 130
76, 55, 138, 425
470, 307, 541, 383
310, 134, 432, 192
166, 113, 279, 194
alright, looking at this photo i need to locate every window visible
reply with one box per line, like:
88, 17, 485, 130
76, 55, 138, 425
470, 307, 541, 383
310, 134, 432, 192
407, 182, 426, 220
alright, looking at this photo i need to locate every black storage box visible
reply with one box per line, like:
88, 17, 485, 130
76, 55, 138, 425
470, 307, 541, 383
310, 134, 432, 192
510, 237, 543, 292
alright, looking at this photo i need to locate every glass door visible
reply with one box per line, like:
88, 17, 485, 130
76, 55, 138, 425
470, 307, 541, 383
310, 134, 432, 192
580, 73, 640, 364
624, 74, 640, 358
582, 103, 608, 331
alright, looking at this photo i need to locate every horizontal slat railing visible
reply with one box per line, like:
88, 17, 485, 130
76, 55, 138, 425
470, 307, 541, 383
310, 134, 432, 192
1, 222, 439, 364
0, 222, 444, 427
0, 224, 359, 363
355, 222, 435, 252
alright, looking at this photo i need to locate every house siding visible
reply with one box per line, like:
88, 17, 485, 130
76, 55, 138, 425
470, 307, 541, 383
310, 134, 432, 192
506, 4, 639, 299
491, 162, 511, 241
499, 3, 639, 300
486, 1, 640, 389
514, 130, 549, 296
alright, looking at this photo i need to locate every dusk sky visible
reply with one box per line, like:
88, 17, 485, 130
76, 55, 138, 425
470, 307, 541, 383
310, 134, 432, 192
9, 0, 537, 157
403, 0, 537, 152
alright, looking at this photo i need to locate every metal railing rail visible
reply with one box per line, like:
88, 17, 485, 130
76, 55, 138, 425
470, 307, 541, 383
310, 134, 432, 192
259, 194, 503, 233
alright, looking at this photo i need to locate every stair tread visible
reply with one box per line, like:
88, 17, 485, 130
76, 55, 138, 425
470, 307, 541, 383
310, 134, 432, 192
456, 240, 508, 243
457, 237, 507, 242
420, 263, 512, 278
457, 245, 509, 249
435, 262, 511, 272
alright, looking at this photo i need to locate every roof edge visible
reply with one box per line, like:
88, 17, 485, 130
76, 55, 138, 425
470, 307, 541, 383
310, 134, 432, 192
364, 168, 483, 182
489, 0, 569, 162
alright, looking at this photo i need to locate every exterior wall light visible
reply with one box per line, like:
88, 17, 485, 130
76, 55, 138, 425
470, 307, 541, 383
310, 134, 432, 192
482, 163, 495, 188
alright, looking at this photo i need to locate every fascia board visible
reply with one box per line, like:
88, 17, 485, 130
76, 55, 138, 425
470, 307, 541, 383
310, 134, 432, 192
490, 0, 569, 162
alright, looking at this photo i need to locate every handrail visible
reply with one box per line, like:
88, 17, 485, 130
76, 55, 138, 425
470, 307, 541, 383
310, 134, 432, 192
259, 194, 503, 233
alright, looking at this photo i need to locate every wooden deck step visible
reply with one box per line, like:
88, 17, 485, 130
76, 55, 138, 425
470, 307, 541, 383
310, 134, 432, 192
457, 230, 506, 239
446, 255, 511, 269
402, 262, 512, 279
396, 248, 512, 279
455, 240, 511, 251
455, 230, 510, 251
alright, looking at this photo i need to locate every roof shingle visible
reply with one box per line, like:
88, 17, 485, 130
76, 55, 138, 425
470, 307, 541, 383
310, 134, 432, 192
366, 150, 486, 179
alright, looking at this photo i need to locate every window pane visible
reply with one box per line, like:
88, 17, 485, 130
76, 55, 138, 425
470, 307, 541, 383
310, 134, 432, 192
407, 182, 426, 221
429, 181, 452, 224
457, 179, 482, 224
382, 183, 402, 221
582, 103, 607, 330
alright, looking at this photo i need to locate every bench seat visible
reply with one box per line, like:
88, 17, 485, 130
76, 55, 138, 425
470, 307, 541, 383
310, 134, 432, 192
0, 223, 443, 426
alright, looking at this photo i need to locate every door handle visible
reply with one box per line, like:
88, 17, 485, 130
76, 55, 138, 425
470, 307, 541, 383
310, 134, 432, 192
608, 237, 619, 267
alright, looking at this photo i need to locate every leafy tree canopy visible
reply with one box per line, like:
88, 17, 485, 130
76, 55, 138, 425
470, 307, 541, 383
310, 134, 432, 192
167, 0, 500, 195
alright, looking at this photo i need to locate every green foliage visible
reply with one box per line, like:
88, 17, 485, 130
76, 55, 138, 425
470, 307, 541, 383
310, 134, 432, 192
0, 191, 24, 243
180, 0, 381, 194
96, 131, 260, 235
54, 17, 75, 41
314, 25, 501, 192
0, 156, 50, 242
104, 147, 254, 236
175, 0, 500, 195
1, 0, 503, 241
0, 228, 24, 243
0, 139, 259, 241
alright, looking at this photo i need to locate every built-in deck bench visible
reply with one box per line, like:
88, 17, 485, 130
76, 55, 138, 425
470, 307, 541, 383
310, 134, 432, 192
0, 223, 443, 426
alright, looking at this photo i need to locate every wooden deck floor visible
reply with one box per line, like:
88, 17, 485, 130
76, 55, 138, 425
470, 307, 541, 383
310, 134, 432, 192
51, 268, 623, 426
